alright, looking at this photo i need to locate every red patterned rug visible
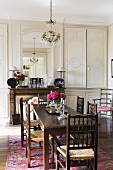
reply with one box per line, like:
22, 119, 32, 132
5, 135, 113, 170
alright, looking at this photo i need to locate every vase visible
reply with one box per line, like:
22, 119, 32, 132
55, 102, 61, 113
18, 80, 23, 86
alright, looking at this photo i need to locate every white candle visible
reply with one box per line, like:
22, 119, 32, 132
61, 98, 63, 102
63, 100, 65, 105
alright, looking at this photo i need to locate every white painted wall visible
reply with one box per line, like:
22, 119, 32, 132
0, 18, 110, 123
108, 24, 113, 88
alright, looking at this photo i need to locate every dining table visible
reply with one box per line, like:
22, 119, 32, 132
33, 104, 80, 170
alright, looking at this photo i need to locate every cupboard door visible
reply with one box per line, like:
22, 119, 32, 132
87, 28, 107, 88
0, 24, 8, 119
0, 24, 7, 88
64, 27, 86, 87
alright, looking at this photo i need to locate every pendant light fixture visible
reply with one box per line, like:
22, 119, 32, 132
30, 37, 38, 63
42, 0, 60, 45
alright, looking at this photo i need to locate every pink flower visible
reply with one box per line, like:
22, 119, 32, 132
47, 94, 52, 101
61, 93, 66, 100
51, 91, 59, 100
47, 91, 66, 102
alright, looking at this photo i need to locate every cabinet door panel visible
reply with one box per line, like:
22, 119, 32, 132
0, 24, 7, 87
0, 24, 8, 120
64, 27, 86, 87
87, 28, 107, 88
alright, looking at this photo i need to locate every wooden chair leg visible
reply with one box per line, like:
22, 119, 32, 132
21, 126, 24, 147
51, 138, 54, 163
56, 150, 59, 170
59, 134, 62, 138
66, 156, 70, 170
27, 138, 31, 168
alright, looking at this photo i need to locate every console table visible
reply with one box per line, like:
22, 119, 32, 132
9, 87, 65, 123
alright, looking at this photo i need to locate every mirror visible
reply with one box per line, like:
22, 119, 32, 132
22, 31, 53, 80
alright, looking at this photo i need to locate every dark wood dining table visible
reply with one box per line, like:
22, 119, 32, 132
33, 104, 79, 170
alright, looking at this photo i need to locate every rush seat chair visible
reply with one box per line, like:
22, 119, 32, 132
55, 113, 98, 170
93, 88, 113, 119
20, 97, 39, 147
25, 103, 54, 168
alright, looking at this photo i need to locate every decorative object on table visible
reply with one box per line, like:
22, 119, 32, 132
57, 67, 66, 79
47, 77, 52, 86
7, 78, 18, 88
58, 99, 67, 120
47, 91, 66, 113
30, 78, 37, 88
13, 71, 25, 87
54, 78, 65, 88
30, 78, 44, 88
41, 0, 60, 46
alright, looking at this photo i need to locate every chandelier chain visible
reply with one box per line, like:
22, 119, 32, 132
50, 0, 52, 21
30, 37, 38, 63
33, 37, 35, 54
42, 0, 60, 45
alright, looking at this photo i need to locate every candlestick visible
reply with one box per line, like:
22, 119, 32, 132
63, 100, 65, 105
58, 99, 66, 120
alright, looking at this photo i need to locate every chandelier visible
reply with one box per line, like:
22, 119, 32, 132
42, 0, 60, 45
30, 37, 38, 63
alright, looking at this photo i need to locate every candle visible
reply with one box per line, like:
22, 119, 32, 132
63, 100, 65, 105
61, 98, 63, 102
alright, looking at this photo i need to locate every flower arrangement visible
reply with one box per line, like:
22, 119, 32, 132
14, 71, 25, 81
47, 91, 66, 103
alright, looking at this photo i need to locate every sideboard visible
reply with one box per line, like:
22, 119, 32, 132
9, 87, 65, 123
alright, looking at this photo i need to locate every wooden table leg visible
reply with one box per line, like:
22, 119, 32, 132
43, 128, 49, 170
10, 90, 15, 124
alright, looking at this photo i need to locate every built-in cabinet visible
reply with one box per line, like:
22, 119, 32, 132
64, 27, 86, 88
64, 26, 107, 88
0, 24, 8, 120
87, 28, 107, 87
64, 26, 107, 111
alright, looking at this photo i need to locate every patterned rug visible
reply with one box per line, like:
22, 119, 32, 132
5, 135, 113, 170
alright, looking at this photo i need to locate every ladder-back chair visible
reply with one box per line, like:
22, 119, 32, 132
93, 88, 113, 118
87, 101, 97, 115
56, 113, 98, 170
20, 97, 39, 147
77, 96, 84, 114
25, 103, 54, 168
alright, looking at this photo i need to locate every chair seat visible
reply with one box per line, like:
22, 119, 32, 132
97, 106, 112, 111
57, 145, 94, 160
30, 130, 52, 142
23, 120, 39, 127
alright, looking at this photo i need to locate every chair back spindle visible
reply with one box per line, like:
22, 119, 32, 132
77, 96, 84, 114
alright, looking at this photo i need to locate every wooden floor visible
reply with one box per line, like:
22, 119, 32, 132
98, 116, 113, 158
0, 116, 113, 170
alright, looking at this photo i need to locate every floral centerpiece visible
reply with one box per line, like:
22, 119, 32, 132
14, 71, 25, 86
47, 91, 66, 107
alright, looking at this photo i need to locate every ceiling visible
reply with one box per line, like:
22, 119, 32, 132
1, 0, 113, 25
